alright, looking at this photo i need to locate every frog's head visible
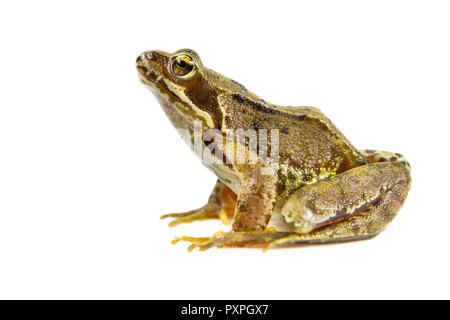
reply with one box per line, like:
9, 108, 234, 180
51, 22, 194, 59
136, 48, 248, 131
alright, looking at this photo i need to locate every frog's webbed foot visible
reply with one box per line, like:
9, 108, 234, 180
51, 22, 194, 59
172, 227, 377, 252
172, 229, 290, 251
161, 180, 236, 227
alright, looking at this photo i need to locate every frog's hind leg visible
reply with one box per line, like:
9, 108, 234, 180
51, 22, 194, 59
161, 180, 237, 226
267, 160, 412, 250
263, 213, 385, 251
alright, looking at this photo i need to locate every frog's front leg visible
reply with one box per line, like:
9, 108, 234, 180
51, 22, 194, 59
266, 159, 411, 249
161, 180, 236, 226
174, 165, 279, 250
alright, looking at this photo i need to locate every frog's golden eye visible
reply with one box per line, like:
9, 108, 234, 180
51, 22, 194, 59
171, 54, 197, 79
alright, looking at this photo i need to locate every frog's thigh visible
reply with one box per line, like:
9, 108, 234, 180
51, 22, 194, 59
280, 162, 411, 242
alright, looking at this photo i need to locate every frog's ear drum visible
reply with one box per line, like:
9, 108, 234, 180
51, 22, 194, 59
170, 54, 197, 79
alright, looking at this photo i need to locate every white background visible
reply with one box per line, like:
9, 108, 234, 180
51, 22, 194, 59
0, 1, 449, 299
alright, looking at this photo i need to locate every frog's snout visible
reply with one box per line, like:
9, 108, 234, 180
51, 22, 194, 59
136, 51, 152, 75
136, 51, 162, 82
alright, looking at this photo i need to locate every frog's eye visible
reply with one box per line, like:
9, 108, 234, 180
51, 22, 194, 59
170, 54, 197, 79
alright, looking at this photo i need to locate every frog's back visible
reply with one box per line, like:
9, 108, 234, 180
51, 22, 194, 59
221, 94, 366, 179
275, 105, 366, 173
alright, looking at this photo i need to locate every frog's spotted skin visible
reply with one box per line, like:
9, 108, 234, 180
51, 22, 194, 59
136, 49, 411, 251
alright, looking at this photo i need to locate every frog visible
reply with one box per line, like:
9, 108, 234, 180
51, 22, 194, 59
136, 48, 411, 251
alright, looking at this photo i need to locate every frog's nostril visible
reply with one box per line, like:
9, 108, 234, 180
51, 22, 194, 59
145, 52, 154, 60
137, 51, 156, 63
136, 55, 145, 63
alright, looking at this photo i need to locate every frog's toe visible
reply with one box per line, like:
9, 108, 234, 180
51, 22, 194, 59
173, 231, 288, 251
172, 236, 213, 251
161, 209, 206, 227
161, 208, 231, 227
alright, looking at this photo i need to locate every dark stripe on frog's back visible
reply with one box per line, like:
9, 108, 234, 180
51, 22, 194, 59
229, 94, 366, 174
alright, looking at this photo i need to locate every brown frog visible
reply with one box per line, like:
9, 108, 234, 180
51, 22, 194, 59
136, 48, 411, 251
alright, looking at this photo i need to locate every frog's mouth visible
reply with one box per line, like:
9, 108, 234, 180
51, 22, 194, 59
136, 65, 158, 84
136, 63, 189, 114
